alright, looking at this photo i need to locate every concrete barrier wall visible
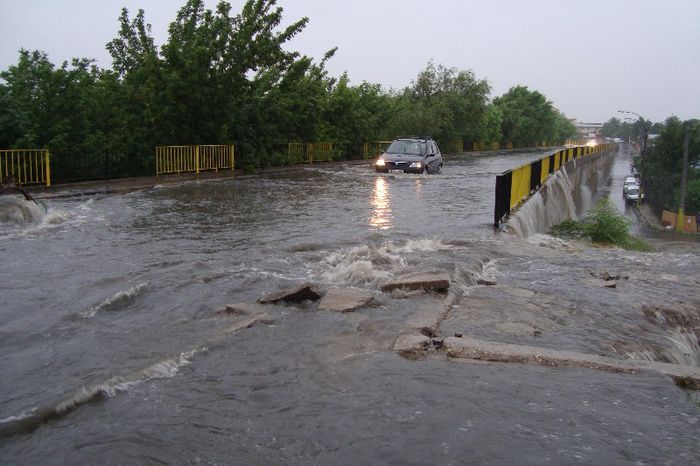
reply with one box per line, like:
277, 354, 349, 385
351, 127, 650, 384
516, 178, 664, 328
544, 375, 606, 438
504, 151, 616, 236
494, 144, 616, 233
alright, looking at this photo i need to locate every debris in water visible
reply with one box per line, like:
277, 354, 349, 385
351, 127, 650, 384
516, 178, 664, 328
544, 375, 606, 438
476, 278, 497, 286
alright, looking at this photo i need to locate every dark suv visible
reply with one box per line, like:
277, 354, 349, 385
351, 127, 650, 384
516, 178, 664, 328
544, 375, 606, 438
374, 137, 443, 174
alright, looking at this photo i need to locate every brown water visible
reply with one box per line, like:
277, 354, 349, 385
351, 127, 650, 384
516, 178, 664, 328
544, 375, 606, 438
1, 147, 698, 464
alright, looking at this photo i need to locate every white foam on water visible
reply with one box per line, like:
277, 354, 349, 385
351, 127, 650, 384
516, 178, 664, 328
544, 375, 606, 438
0, 348, 204, 437
662, 329, 700, 367
0, 197, 46, 225
477, 259, 502, 282
0, 411, 35, 425
319, 238, 449, 286
526, 233, 580, 251
321, 245, 401, 285
81, 282, 149, 318
382, 238, 448, 254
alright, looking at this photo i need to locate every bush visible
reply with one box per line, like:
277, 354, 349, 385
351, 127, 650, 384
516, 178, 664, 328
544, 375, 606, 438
585, 198, 631, 244
548, 197, 653, 252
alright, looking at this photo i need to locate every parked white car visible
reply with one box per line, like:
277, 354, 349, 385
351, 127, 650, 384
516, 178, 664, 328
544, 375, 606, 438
624, 184, 640, 205
623, 175, 638, 194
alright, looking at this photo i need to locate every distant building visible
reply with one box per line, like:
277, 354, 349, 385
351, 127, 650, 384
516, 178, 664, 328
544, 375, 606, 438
571, 120, 603, 138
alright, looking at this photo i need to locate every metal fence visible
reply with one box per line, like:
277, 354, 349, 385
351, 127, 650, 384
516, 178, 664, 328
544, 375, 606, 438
362, 141, 392, 160
0, 149, 51, 186
287, 142, 334, 164
155, 145, 235, 175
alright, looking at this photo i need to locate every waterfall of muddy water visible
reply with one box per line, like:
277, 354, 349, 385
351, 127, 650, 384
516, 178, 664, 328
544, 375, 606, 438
506, 152, 615, 236
1, 146, 698, 464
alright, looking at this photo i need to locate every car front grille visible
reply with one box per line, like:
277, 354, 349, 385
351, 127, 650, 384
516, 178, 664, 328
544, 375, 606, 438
386, 161, 409, 169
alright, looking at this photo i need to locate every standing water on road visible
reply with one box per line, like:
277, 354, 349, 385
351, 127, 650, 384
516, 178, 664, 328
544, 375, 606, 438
1, 148, 698, 464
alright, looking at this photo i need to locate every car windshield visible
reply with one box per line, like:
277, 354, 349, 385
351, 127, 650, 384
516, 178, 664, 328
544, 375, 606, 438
628, 188, 639, 195
386, 140, 426, 156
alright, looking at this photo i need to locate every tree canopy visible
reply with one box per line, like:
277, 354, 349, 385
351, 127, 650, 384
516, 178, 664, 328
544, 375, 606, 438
642, 117, 700, 213
0, 0, 577, 181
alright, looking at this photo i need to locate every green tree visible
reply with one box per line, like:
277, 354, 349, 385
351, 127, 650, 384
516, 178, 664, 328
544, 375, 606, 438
385, 62, 490, 149
643, 117, 700, 211
473, 103, 503, 145
494, 85, 570, 147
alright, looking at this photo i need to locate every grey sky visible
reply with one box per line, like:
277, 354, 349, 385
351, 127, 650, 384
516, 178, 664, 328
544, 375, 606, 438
1, 0, 699, 123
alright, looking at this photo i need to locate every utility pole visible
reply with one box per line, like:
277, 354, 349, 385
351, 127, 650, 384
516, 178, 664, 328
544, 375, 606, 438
676, 123, 690, 232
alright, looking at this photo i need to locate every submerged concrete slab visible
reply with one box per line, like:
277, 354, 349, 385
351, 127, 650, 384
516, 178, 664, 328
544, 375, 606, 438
381, 270, 450, 293
317, 288, 375, 312
258, 284, 321, 304
444, 336, 700, 384
394, 333, 431, 359
224, 314, 274, 334
215, 302, 270, 316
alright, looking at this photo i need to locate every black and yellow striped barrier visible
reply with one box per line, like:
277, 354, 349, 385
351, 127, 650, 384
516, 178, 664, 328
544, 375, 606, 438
494, 143, 615, 228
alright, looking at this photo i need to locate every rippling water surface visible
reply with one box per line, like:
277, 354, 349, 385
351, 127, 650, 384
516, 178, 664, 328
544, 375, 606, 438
1, 148, 698, 464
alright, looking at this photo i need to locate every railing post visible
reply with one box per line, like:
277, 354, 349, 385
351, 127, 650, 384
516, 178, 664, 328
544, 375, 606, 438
45, 150, 51, 187
195, 145, 200, 174
230, 144, 235, 173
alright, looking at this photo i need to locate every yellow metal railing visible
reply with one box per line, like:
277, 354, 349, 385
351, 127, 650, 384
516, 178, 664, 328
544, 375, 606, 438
288, 143, 306, 164
307, 143, 333, 163
363, 141, 392, 159
288, 142, 334, 163
155, 145, 234, 176
0, 149, 51, 186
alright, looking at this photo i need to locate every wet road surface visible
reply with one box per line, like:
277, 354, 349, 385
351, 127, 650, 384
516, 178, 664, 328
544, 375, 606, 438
1, 147, 698, 464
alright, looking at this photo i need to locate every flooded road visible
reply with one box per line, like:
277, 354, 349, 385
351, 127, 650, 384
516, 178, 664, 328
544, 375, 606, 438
1, 147, 698, 464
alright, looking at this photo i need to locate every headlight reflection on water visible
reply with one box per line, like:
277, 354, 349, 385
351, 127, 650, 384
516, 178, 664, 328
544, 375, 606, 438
369, 176, 392, 230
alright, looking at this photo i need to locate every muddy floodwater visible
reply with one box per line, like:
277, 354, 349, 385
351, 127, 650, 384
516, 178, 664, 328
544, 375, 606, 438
1, 146, 698, 464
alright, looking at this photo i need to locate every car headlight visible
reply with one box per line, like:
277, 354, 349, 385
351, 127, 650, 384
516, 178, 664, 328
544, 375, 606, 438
376, 158, 385, 166
410, 162, 422, 168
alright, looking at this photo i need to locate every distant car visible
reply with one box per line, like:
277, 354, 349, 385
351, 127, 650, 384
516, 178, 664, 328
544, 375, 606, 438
623, 175, 638, 193
624, 184, 641, 205
374, 137, 443, 174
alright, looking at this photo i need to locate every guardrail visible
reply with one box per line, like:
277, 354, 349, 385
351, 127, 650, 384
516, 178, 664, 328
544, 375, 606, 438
494, 143, 615, 228
155, 145, 234, 176
0, 149, 51, 186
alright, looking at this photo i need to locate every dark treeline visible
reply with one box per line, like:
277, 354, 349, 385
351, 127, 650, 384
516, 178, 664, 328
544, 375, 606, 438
642, 118, 700, 215
602, 116, 700, 215
0, 0, 576, 182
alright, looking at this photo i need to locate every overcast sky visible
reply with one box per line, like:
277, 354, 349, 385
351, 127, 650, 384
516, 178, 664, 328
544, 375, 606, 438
1, 0, 699, 123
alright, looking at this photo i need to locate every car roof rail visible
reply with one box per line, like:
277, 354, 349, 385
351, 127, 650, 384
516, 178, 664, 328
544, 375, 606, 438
396, 135, 433, 140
